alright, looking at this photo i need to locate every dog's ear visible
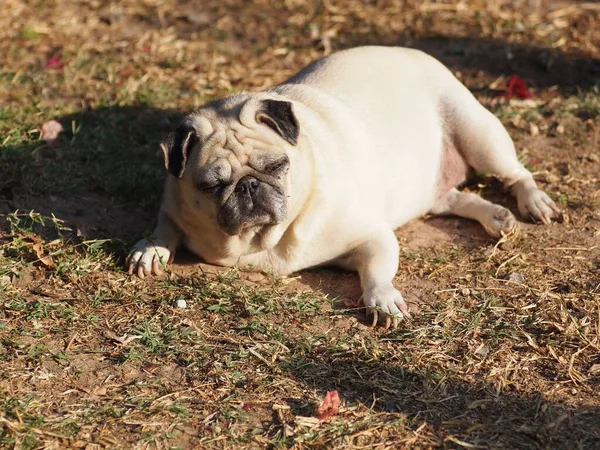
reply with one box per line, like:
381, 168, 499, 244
160, 120, 198, 178
256, 99, 299, 146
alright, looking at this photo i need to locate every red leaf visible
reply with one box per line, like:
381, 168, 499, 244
40, 120, 64, 145
44, 55, 64, 71
503, 75, 531, 99
316, 390, 340, 421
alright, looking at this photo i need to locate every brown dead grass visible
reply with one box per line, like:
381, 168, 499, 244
0, 0, 599, 449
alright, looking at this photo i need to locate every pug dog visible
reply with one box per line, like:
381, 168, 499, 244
128, 46, 560, 328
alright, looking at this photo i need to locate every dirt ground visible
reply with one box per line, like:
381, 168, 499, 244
0, 0, 599, 449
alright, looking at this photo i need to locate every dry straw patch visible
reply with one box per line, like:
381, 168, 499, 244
1, 0, 599, 449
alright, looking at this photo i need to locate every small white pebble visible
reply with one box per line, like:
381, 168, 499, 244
174, 299, 187, 309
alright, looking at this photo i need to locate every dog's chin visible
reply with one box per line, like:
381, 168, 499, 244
217, 202, 286, 236
218, 216, 278, 236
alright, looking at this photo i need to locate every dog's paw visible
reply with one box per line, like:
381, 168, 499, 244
127, 239, 173, 278
517, 188, 561, 225
362, 283, 411, 329
483, 205, 517, 238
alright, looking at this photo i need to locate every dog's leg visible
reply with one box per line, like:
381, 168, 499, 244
127, 210, 181, 278
339, 228, 410, 328
443, 89, 560, 224
431, 188, 516, 237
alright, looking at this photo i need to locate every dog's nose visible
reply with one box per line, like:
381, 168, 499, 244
236, 176, 259, 196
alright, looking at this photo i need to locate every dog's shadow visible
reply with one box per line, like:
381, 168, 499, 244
0, 105, 184, 243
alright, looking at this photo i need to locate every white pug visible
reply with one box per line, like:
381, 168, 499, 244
128, 46, 560, 328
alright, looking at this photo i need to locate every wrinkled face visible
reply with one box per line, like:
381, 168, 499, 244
193, 142, 290, 236
161, 95, 299, 236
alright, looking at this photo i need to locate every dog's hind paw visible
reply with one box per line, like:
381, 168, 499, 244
482, 205, 517, 238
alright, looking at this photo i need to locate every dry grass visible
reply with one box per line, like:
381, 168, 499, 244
1, 0, 599, 448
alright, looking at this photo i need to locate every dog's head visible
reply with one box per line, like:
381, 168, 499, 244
161, 94, 300, 236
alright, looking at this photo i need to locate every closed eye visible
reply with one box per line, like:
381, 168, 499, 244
265, 156, 289, 174
196, 180, 222, 193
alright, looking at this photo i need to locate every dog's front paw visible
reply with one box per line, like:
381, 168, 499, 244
362, 283, 411, 329
517, 188, 561, 225
127, 239, 173, 278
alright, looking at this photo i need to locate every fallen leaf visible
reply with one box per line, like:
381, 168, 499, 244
503, 75, 531, 99
40, 120, 64, 145
316, 390, 340, 421
32, 240, 56, 269
44, 55, 64, 70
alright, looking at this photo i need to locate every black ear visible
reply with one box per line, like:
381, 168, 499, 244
256, 99, 299, 146
160, 120, 198, 178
